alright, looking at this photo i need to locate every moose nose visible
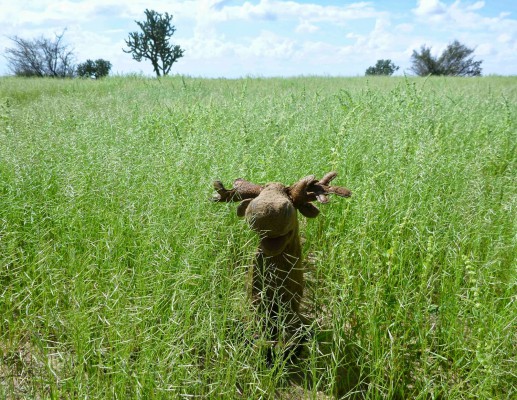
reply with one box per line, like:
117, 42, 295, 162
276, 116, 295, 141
245, 195, 296, 238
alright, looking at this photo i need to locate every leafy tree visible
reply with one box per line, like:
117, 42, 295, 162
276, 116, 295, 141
93, 59, 112, 78
4, 30, 75, 78
77, 60, 95, 78
123, 9, 185, 77
410, 45, 440, 76
365, 59, 399, 76
77, 59, 112, 79
410, 40, 482, 76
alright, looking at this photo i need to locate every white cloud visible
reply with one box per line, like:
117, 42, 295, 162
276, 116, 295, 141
295, 20, 319, 34
413, 0, 447, 17
496, 33, 512, 44
199, 0, 381, 24
476, 43, 495, 56
412, 0, 516, 33
467, 1, 485, 11
0, 0, 515, 77
246, 30, 297, 59
395, 23, 414, 33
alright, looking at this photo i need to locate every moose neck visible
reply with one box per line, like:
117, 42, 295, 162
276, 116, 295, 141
254, 214, 304, 322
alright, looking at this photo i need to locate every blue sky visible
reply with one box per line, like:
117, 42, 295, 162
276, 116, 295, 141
1, 0, 516, 77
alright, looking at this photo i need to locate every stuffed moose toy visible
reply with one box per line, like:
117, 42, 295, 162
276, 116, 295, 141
213, 172, 351, 339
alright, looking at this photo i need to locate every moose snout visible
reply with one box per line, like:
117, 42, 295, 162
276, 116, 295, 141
245, 192, 296, 236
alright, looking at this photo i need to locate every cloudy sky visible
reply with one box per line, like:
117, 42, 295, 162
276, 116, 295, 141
1, 0, 516, 77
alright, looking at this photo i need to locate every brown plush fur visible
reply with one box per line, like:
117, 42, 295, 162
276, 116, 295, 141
246, 183, 304, 334
213, 173, 351, 338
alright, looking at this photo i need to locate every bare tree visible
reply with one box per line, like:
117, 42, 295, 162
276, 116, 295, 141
4, 30, 75, 78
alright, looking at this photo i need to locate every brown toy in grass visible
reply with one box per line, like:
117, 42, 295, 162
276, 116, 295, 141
213, 172, 351, 339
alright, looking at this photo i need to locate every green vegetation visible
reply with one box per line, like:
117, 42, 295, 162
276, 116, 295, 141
0, 75, 515, 398
124, 9, 185, 77
76, 59, 112, 79
365, 59, 399, 76
411, 40, 483, 77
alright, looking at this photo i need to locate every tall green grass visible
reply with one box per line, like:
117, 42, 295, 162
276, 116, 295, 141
0, 75, 515, 398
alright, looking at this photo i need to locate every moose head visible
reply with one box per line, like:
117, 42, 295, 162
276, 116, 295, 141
212, 172, 351, 337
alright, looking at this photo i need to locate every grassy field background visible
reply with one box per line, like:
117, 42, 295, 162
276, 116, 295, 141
0, 75, 515, 398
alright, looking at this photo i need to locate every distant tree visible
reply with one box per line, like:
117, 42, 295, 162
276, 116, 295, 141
4, 30, 75, 78
410, 40, 482, 76
438, 40, 483, 76
123, 9, 185, 77
94, 59, 112, 78
77, 59, 112, 79
365, 59, 399, 76
76, 60, 95, 78
410, 45, 439, 76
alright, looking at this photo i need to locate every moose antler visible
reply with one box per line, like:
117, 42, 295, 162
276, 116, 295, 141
308, 171, 352, 203
212, 172, 351, 218
212, 178, 263, 202
288, 171, 352, 217
213, 172, 351, 203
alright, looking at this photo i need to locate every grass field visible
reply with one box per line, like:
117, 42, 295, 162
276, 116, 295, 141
0, 75, 516, 399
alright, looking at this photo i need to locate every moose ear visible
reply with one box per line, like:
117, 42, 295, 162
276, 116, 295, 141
297, 203, 320, 218
236, 198, 253, 217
